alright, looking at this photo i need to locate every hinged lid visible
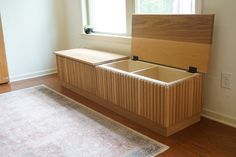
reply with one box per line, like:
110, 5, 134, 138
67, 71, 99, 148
132, 14, 215, 73
54, 48, 128, 66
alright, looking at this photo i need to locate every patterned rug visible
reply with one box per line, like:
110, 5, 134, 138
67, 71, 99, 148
0, 85, 168, 157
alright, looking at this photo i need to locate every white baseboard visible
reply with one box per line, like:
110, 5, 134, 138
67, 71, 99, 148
202, 109, 236, 128
10, 68, 57, 82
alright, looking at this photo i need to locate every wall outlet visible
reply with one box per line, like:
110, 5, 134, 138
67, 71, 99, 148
221, 72, 232, 89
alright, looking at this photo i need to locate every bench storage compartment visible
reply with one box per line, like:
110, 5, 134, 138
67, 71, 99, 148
96, 62, 203, 136
55, 14, 214, 136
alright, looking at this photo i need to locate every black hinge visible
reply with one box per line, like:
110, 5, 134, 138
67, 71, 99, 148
188, 66, 197, 73
132, 56, 139, 61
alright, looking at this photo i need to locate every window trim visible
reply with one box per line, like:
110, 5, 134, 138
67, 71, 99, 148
195, 0, 202, 14
80, 33, 131, 44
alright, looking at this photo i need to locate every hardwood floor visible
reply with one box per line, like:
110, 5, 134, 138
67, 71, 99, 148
0, 74, 235, 157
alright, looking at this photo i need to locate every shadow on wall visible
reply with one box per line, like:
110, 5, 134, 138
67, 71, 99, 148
0, 0, 68, 81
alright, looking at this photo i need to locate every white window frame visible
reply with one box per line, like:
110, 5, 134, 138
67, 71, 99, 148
81, 0, 202, 37
195, 0, 202, 14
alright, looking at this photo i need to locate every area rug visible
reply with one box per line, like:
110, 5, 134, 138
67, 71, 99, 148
0, 85, 168, 157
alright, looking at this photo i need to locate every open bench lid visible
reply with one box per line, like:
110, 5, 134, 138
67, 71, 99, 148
131, 14, 215, 73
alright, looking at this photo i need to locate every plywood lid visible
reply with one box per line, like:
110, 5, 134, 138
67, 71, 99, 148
54, 48, 129, 66
132, 14, 215, 73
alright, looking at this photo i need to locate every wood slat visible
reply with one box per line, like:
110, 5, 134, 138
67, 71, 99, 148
96, 66, 167, 126
57, 56, 97, 94
168, 74, 203, 127
97, 67, 140, 113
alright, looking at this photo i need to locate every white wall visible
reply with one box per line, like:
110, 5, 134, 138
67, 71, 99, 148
63, 0, 81, 49
0, 0, 67, 81
202, 0, 236, 126
64, 0, 236, 127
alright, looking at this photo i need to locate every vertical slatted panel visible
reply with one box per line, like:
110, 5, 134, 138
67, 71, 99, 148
75, 61, 81, 89
56, 56, 204, 135
96, 66, 167, 126
57, 56, 67, 83
164, 86, 170, 127
97, 67, 143, 115
56, 56, 62, 81
59, 61, 203, 129
139, 80, 166, 126
96, 67, 118, 104
168, 74, 203, 126
56, 56, 97, 94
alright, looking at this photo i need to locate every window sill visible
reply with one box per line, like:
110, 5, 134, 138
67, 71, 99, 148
80, 33, 131, 44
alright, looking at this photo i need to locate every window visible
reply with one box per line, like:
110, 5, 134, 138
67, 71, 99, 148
88, 0, 127, 34
136, 0, 196, 14
82, 0, 201, 36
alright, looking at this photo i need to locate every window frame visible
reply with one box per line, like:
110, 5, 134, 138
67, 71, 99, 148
81, 0, 202, 37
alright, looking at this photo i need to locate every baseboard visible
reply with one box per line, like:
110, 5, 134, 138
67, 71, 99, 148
10, 68, 57, 82
202, 109, 236, 128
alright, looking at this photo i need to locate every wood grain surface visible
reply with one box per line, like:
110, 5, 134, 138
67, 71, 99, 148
132, 14, 214, 44
55, 48, 128, 66
56, 56, 97, 94
0, 16, 9, 84
132, 14, 215, 73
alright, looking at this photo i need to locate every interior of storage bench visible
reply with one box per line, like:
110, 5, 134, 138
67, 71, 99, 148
104, 59, 156, 72
134, 65, 193, 83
